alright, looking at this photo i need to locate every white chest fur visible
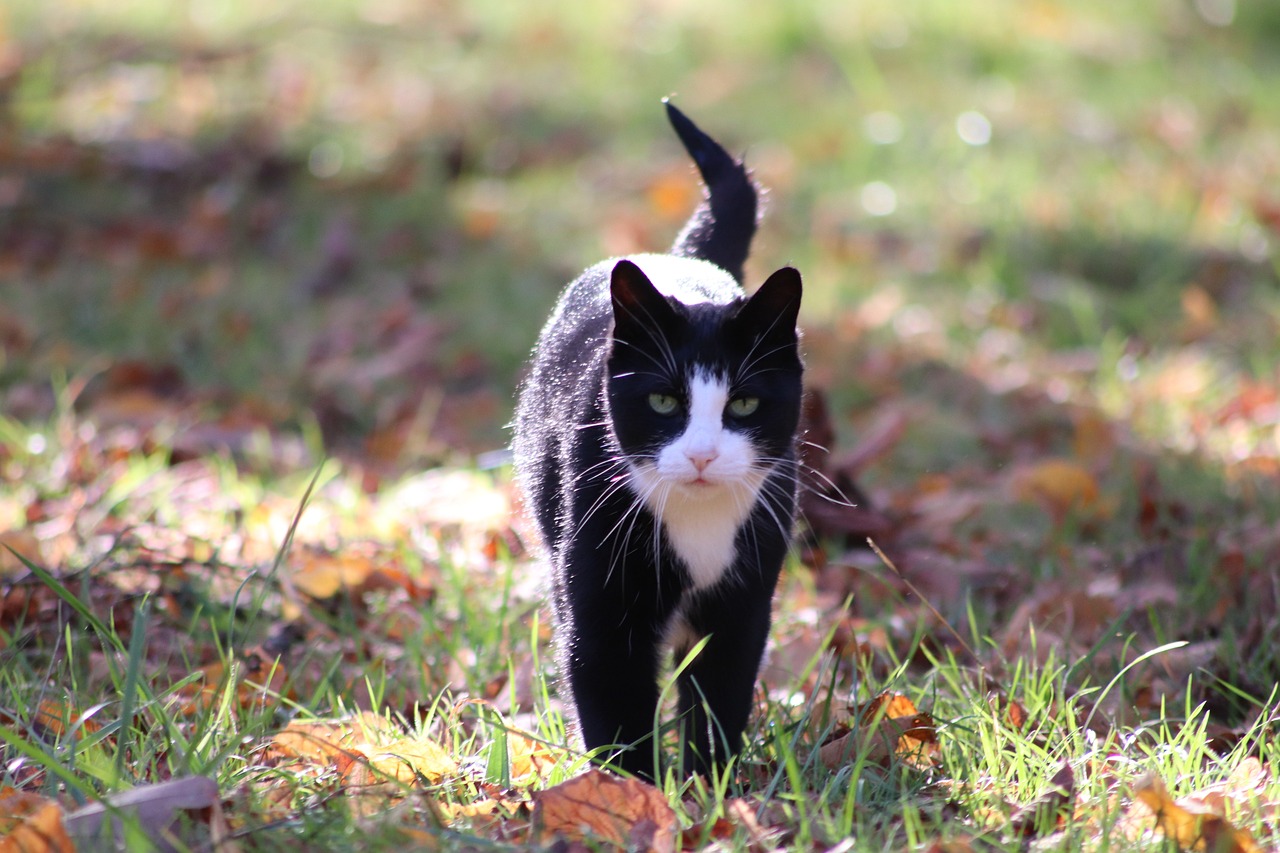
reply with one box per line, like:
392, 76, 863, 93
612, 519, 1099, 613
658, 486, 754, 588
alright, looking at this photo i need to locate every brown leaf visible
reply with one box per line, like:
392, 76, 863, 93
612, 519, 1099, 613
1010, 458, 1112, 520
506, 732, 561, 782
24, 700, 102, 741
349, 734, 458, 785
0, 529, 42, 577
288, 549, 378, 600
64, 776, 229, 851
0, 787, 75, 853
1131, 773, 1263, 853
684, 797, 779, 851
269, 713, 386, 767
820, 692, 940, 770
532, 769, 676, 853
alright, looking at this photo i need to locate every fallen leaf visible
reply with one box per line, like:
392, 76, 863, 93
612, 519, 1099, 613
819, 692, 940, 770
506, 732, 561, 782
1011, 458, 1111, 519
1130, 772, 1263, 853
350, 734, 458, 785
0, 529, 42, 577
269, 714, 382, 767
0, 787, 75, 853
532, 769, 676, 853
646, 168, 700, 222
1071, 407, 1116, 465
64, 776, 228, 851
288, 549, 377, 600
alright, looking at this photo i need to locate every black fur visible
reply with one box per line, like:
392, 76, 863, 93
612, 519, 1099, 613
513, 103, 802, 780
665, 99, 759, 284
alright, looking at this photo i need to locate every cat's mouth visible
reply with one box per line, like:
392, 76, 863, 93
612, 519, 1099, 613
682, 472, 729, 490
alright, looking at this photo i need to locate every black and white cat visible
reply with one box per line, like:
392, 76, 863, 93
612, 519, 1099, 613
513, 101, 803, 780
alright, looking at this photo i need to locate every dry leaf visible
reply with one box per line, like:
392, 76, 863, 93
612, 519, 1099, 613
0, 787, 75, 853
532, 769, 676, 853
26, 700, 101, 740
289, 550, 377, 600
1071, 408, 1115, 465
819, 692, 940, 770
350, 734, 458, 785
1131, 773, 1263, 853
506, 732, 561, 781
64, 776, 228, 851
269, 714, 385, 767
173, 658, 287, 717
0, 530, 42, 577
1011, 459, 1110, 519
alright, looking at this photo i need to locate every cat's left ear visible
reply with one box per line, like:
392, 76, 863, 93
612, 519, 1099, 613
738, 266, 802, 340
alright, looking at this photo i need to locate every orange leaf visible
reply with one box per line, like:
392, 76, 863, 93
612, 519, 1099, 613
532, 769, 676, 853
289, 550, 377, 600
857, 691, 920, 724
0, 529, 43, 578
0, 787, 75, 853
1131, 773, 1263, 853
269, 715, 383, 767
0, 700, 102, 742
506, 732, 560, 781
1011, 459, 1111, 519
820, 692, 940, 770
646, 169, 700, 221
350, 734, 458, 785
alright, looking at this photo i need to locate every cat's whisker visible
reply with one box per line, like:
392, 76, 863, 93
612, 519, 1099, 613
573, 458, 645, 539
734, 334, 796, 386
611, 337, 676, 380
752, 475, 796, 550
754, 453, 858, 509
798, 438, 831, 454
611, 304, 680, 378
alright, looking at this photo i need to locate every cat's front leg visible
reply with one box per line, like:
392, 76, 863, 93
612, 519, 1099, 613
674, 591, 773, 776
564, 613, 665, 781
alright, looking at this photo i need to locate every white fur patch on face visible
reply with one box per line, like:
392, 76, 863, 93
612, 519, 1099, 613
630, 370, 764, 590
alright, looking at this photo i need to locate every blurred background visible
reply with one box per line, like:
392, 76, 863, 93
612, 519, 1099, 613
1, 0, 1278, 473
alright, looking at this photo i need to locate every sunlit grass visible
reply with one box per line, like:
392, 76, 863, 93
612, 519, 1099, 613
3, 0, 1280, 848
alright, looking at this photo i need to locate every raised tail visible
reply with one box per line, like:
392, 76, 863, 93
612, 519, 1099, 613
664, 99, 760, 284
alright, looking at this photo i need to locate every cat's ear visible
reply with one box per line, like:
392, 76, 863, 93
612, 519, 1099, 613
737, 266, 802, 340
610, 259, 679, 339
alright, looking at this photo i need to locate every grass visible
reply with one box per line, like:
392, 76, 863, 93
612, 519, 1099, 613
2, 0, 1280, 849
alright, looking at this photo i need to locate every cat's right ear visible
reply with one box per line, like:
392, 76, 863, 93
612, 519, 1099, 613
610, 260, 678, 340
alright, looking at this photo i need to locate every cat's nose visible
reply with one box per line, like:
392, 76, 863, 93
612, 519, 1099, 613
687, 449, 718, 472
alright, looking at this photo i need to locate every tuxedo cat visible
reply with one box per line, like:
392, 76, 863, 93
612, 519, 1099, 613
513, 101, 802, 780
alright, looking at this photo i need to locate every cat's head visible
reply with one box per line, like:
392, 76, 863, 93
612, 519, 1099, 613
605, 259, 803, 498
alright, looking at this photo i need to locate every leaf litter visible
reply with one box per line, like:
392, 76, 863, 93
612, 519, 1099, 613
2, 4, 1280, 850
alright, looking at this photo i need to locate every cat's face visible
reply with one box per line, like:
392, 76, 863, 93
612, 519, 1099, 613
605, 260, 803, 502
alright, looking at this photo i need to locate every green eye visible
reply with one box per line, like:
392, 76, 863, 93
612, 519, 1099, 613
728, 396, 760, 417
648, 393, 679, 415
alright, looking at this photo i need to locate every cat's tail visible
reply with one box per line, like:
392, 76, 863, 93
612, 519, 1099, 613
665, 99, 759, 284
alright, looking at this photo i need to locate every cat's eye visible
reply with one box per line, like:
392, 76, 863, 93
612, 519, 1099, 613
648, 393, 680, 415
728, 396, 760, 417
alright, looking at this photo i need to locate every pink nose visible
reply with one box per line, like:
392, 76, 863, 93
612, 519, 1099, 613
688, 450, 718, 472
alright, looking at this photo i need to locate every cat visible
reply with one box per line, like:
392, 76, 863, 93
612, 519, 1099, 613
513, 100, 803, 780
